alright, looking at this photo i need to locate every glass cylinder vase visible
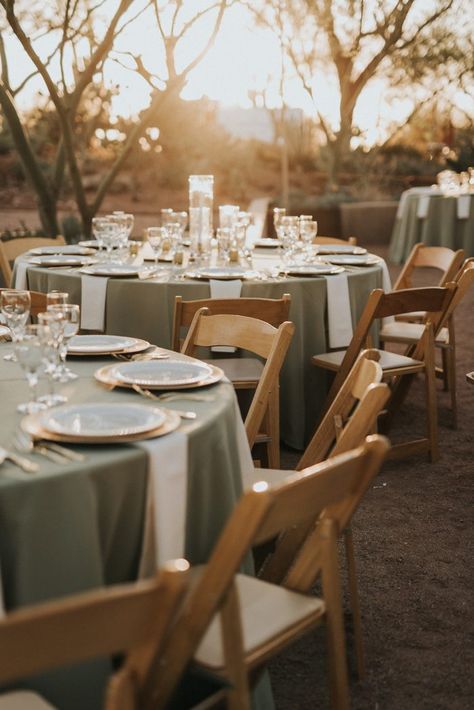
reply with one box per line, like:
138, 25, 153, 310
189, 175, 214, 262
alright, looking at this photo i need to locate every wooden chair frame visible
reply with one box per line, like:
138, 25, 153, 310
313, 285, 457, 462
380, 259, 474, 428
392, 243, 464, 293
144, 436, 389, 710
183, 310, 294, 467
0, 236, 65, 286
0, 561, 189, 710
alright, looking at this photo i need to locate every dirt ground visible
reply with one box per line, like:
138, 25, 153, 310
271, 248, 474, 709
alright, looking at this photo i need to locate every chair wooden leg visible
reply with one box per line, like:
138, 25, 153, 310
221, 583, 251, 710
321, 519, 350, 710
266, 387, 280, 469
441, 348, 449, 391
424, 335, 439, 463
344, 527, 365, 681
446, 345, 457, 429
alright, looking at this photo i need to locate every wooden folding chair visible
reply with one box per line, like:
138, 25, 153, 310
380, 259, 474, 428
243, 349, 391, 679
183, 311, 294, 468
313, 285, 456, 461
0, 236, 66, 286
314, 236, 357, 246
144, 436, 389, 710
392, 243, 464, 296
0, 560, 190, 710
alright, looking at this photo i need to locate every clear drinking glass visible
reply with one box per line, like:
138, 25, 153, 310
300, 220, 318, 260
216, 228, 232, 264
219, 205, 240, 230
146, 227, 166, 266
1, 289, 31, 362
161, 209, 174, 226
37, 312, 67, 406
46, 291, 69, 308
189, 175, 214, 260
273, 207, 286, 235
47, 304, 80, 382
171, 211, 188, 237
15, 324, 47, 413
91, 217, 109, 258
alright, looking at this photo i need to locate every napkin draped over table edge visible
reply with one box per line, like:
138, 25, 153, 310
80, 275, 108, 331
209, 278, 242, 352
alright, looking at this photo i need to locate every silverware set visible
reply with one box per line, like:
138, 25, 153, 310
11, 430, 85, 468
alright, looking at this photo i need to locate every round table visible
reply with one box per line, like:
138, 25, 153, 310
15, 252, 385, 449
389, 188, 474, 263
0, 344, 254, 710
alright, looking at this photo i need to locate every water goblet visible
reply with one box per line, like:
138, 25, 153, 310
46, 291, 69, 307
146, 227, 166, 266
171, 211, 188, 237
15, 324, 47, 413
47, 304, 80, 382
1, 289, 31, 362
101, 221, 120, 261
273, 207, 286, 235
300, 220, 318, 260
91, 217, 109, 259
37, 312, 67, 407
161, 209, 174, 226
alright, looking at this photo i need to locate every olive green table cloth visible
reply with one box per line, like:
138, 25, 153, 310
389, 190, 474, 263
15, 257, 384, 449
0, 346, 260, 710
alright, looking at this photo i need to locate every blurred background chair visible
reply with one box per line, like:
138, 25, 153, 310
0, 236, 65, 286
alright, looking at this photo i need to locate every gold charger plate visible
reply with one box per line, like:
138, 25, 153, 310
21, 408, 181, 444
67, 336, 151, 357
95, 361, 224, 391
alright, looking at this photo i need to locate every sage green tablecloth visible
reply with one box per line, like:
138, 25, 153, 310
19, 260, 384, 450
0, 346, 258, 709
389, 193, 474, 263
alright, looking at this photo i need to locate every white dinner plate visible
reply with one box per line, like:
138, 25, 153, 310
281, 264, 345, 277
185, 267, 257, 281
30, 245, 95, 256
67, 335, 140, 354
0, 325, 11, 340
38, 402, 166, 438
326, 255, 380, 266
316, 245, 367, 255
78, 240, 118, 249
254, 238, 280, 248
112, 359, 214, 387
29, 255, 93, 267
81, 263, 142, 277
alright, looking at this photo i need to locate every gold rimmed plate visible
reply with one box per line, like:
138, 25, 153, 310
22, 405, 181, 444
184, 267, 259, 281
67, 335, 151, 357
95, 360, 224, 391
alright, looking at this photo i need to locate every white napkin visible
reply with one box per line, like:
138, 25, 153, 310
14, 262, 29, 289
416, 195, 431, 219
457, 195, 471, 219
138, 430, 188, 573
80, 275, 108, 330
326, 273, 353, 349
209, 278, 242, 352
233, 397, 254, 481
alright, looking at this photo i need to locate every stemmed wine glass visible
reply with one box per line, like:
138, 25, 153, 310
37, 311, 68, 407
1, 289, 31, 362
146, 227, 166, 267
216, 228, 232, 264
47, 291, 68, 308
273, 207, 286, 236
300, 220, 318, 260
15, 324, 47, 413
47, 304, 80, 381
91, 217, 108, 259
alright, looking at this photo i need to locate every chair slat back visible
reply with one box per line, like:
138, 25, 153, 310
393, 243, 464, 290
0, 561, 188, 691
439, 259, 474, 326
144, 437, 388, 708
313, 235, 357, 246
373, 286, 451, 320
182, 312, 280, 359
0, 236, 65, 285
172, 295, 291, 352
297, 349, 385, 469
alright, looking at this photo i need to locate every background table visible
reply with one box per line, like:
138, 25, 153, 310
19, 257, 385, 449
0, 345, 252, 709
389, 189, 474, 263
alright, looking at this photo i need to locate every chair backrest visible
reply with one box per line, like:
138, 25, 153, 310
324, 284, 456, 407
172, 294, 291, 352
0, 560, 189, 708
0, 288, 47, 319
314, 235, 357, 246
393, 243, 464, 291
298, 349, 390, 470
143, 436, 389, 708
0, 236, 66, 286
438, 258, 474, 328
182, 310, 295, 449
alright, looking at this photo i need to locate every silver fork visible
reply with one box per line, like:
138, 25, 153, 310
131, 385, 197, 419
0, 445, 39, 473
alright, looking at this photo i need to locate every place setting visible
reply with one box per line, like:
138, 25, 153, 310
95, 357, 224, 392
